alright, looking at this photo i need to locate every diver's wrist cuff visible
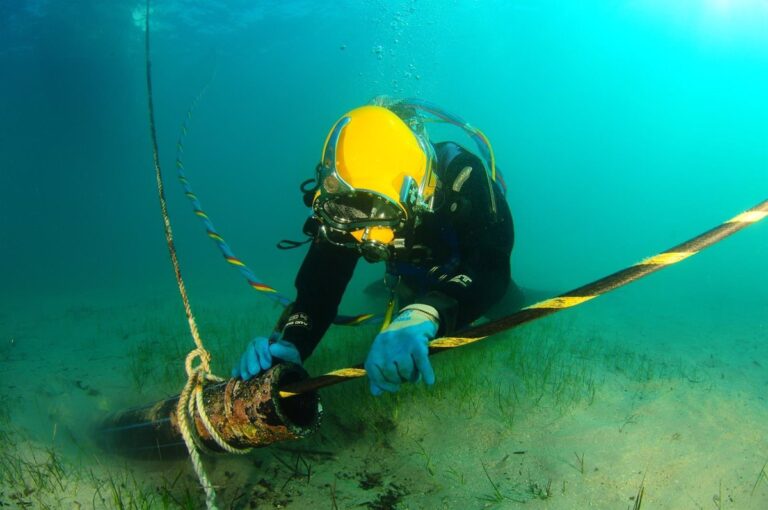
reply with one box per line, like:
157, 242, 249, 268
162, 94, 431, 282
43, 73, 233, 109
400, 303, 440, 325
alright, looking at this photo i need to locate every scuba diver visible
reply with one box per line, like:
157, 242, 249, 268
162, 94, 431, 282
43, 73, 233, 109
233, 97, 522, 395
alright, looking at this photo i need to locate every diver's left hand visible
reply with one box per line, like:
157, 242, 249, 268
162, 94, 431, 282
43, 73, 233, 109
364, 306, 439, 396
231, 334, 302, 381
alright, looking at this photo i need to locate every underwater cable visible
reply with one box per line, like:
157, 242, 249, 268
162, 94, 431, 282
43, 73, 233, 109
98, 197, 766, 459
277, 198, 768, 398
99, 196, 766, 460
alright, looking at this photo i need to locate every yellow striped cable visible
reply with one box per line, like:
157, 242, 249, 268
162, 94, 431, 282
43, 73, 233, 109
728, 210, 767, 223
526, 295, 597, 309
638, 251, 696, 265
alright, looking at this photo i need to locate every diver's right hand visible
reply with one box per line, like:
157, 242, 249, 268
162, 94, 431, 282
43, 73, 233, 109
231, 336, 301, 381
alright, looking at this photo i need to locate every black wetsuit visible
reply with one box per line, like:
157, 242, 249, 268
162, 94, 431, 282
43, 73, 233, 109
282, 142, 514, 361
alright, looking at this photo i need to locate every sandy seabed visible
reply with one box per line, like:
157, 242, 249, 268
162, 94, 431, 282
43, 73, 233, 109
1, 288, 766, 509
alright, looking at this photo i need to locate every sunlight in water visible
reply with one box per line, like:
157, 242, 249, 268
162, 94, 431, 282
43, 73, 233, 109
630, 0, 768, 50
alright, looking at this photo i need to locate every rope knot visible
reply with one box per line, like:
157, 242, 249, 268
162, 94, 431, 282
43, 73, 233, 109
185, 347, 212, 377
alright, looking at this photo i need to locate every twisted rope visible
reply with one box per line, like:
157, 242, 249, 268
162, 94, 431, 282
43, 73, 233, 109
143, 3, 251, 509
175, 100, 290, 304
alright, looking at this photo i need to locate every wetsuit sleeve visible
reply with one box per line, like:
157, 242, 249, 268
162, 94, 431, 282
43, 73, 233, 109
416, 148, 513, 334
280, 239, 359, 361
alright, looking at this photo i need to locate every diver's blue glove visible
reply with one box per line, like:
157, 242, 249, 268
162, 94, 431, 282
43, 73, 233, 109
232, 334, 301, 381
364, 305, 440, 396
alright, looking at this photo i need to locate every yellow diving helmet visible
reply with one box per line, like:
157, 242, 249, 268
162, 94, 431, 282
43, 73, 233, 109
313, 104, 436, 262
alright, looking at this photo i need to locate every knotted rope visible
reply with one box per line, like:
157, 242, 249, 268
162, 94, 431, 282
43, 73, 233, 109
143, 2, 251, 508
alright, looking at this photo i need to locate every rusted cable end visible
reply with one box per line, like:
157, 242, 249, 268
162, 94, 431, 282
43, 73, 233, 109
97, 363, 322, 460
199, 363, 322, 450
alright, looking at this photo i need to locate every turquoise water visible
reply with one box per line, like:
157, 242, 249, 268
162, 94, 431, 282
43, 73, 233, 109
1, 1, 767, 508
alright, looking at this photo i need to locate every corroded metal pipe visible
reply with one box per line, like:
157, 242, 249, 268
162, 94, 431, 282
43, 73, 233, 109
97, 363, 322, 460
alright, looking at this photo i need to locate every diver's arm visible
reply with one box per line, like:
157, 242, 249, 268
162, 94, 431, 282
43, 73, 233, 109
281, 238, 359, 360
415, 148, 513, 334
416, 228, 510, 334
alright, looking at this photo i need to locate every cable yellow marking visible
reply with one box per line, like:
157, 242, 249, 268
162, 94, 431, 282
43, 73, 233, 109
279, 368, 368, 398
527, 296, 596, 309
639, 252, 695, 265
328, 368, 367, 378
430, 336, 487, 348
727, 211, 767, 223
